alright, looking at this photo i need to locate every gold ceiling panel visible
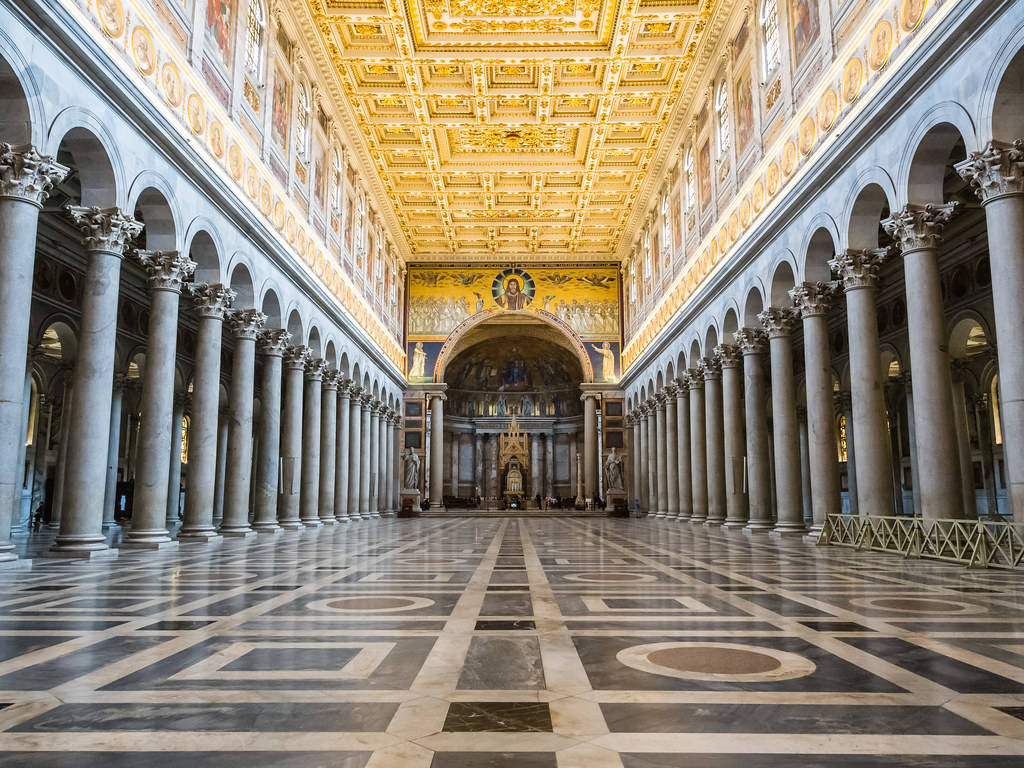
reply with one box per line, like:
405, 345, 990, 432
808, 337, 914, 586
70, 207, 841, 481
300, 0, 723, 258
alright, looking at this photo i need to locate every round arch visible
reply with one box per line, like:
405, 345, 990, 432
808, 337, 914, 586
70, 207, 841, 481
431, 309, 595, 384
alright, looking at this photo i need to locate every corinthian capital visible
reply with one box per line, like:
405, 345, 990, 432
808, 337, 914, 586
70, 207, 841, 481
714, 343, 742, 368
134, 250, 196, 293
65, 205, 143, 255
305, 358, 326, 381
735, 327, 766, 354
687, 367, 705, 389
257, 328, 290, 356
829, 248, 890, 291
758, 306, 799, 338
789, 281, 837, 318
955, 139, 1024, 202
189, 283, 236, 319
882, 202, 958, 252
283, 345, 310, 369
226, 309, 266, 340
0, 144, 69, 206
322, 370, 341, 390
701, 356, 722, 379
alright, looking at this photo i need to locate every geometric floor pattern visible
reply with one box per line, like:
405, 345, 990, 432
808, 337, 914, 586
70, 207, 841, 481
0, 518, 1023, 766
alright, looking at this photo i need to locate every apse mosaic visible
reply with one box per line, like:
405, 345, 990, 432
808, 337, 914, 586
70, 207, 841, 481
406, 264, 621, 383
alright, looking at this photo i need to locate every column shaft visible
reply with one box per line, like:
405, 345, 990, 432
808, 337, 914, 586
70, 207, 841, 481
166, 399, 184, 527
737, 331, 771, 530
347, 389, 363, 518
334, 386, 351, 521
318, 374, 338, 524
252, 330, 287, 533
676, 385, 692, 520
299, 360, 324, 527
689, 373, 707, 522
583, 394, 598, 499
278, 347, 307, 529
429, 394, 445, 508
704, 361, 726, 525
360, 396, 372, 515
102, 382, 123, 530
630, 416, 643, 512
717, 347, 748, 528
376, 406, 387, 516
639, 408, 651, 511
219, 310, 264, 536
664, 389, 680, 518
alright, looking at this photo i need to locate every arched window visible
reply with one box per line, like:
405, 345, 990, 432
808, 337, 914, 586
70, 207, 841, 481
245, 0, 266, 77
716, 81, 730, 157
684, 149, 695, 210
761, 0, 781, 74
296, 82, 310, 156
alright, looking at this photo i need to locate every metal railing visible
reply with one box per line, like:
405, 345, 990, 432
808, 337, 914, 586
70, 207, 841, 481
818, 513, 1024, 570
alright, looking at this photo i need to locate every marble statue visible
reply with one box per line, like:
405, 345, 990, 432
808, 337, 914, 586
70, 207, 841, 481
604, 447, 625, 491
403, 446, 420, 489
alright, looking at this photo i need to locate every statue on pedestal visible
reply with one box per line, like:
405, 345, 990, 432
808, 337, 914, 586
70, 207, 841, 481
403, 446, 420, 490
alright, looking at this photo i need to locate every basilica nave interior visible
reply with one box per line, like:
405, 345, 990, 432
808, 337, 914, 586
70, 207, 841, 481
0, 0, 1023, 765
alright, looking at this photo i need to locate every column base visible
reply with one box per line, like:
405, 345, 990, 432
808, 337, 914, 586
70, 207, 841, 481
802, 531, 822, 544
676, 514, 691, 522
121, 538, 179, 551
704, 518, 725, 527
335, 515, 351, 523
178, 530, 223, 543
381, 511, 396, 518
689, 516, 708, 525
301, 519, 322, 528
769, 526, 808, 539
742, 525, 773, 537
48, 542, 118, 560
318, 517, 337, 526
368, 512, 382, 518
253, 525, 283, 535
722, 519, 748, 529
219, 528, 257, 538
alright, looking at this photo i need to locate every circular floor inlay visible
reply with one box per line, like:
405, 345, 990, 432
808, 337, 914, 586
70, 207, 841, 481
850, 596, 986, 615
305, 594, 435, 614
562, 571, 656, 583
617, 642, 817, 682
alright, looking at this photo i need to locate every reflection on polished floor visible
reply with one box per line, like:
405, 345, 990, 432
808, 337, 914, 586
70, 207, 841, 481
1, 518, 1023, 766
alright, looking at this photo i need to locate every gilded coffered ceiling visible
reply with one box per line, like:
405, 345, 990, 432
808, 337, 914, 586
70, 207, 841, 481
296, 0, 724, 260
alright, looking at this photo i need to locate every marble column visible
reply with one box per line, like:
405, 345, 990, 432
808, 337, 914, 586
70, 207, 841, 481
377, 404, 388, 516
957, 141, 1024, 519
760, 307, 806, 535
485, 434, 497, 500
798, 409, 813, 525
347, 386, 363, 519
545, 434, 554, 498
368, 402, 382, 517
50, 380, 73, 529
736, 329, 772, 531
428, 393, 445, 509
830, 249, 895, 517
790, 282, 842, 534
883, 204, 964, 519
166, 396, 185, 526
704, 357, 726, 526
386, 413, 398, 515
251, 329, 289, 534
219, 309, 265, 537
582, 393, 599, 500
474, 433, 484, 500
664, 384, 680, 518
688, 368, 708, 523
630, 414, 643, 511
102, 380, 124, 530
675, 379, 692, 520
180, 284, 235, 540
334, 381, 352, 521
318, 371, 339, 525
54, 207, 142, 555
299, 358, 324, 528
530, 433, 542, 500
0, 145, 67, 561
360, 393, 373, 516
639, 405, 651, 512
654, 393, 669, 517
645, 402, 658, 513
950, 364, 978, 518
901, 375, 923, 517
837, 391, 858, 515
716, 344, 748, 528
278, 346, 308, 529
213, 413, 228, 525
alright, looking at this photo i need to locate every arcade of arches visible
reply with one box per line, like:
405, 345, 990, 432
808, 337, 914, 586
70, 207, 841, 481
0, 0, 1024, 765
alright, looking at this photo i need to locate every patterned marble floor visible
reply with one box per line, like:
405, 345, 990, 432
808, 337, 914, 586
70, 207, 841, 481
0, 518, 1023, 767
